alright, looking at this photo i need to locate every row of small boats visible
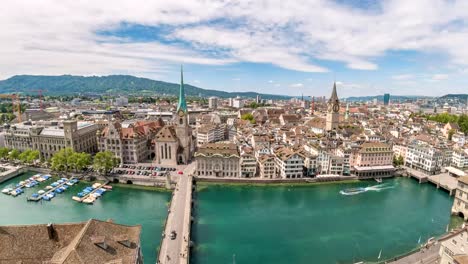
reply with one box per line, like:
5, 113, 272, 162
72, 183, 112, 204
31, 178, 80, 201
1, 174, 51, 196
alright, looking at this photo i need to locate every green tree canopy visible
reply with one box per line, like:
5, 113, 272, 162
50, 147, 75, 174
8, 149, 20, 161
0, 147, 10, 159
93, 151, 118, 176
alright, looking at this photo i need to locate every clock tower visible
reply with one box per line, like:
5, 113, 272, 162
325, 82, 340, 131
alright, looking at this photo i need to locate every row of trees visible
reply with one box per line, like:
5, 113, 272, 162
50, 148, 119, 176
1, 146, 119, 176
0, 147, 40, 164
423, 113, 468, 134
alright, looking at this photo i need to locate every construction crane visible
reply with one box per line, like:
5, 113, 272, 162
30, 89, 48, 110
0, 94, 22, 123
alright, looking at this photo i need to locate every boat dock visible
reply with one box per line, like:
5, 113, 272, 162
27, 177, 76, 202
73, 181, 110, 203
2, 173, 51, 197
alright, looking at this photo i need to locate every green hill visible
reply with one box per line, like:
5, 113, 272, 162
0, 75, 289, 99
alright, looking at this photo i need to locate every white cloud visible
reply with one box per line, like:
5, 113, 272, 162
392, 74, 414, 80
1, 0, 468, 78
431, 74, 449, 80
289, 83, 304, 88
232, 78, 241, 81
268, 80, 274, 83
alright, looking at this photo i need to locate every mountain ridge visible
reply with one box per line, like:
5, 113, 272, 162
0, 74, 290, 99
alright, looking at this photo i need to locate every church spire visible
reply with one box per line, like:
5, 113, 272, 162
329, 82, 339, 103
177, 65, 187, 113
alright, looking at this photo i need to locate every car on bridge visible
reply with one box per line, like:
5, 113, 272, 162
170, 230, 177, 240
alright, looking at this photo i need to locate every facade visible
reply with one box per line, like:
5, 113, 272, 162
326, 82, 340, 131
439, 227, 468, 264
195, 143, 240, 177
405, 142, 444, 175
452, 177, 468, 221
208, 97, 218, 109
0, 219, 143, 264
5, 120, 99, 159
97, 120, 162, 164
274, 147, 304, 179
258, 154, 276, 178
196, 124, 226, 146
240, 146, 257, 177
350, 142, 394, 178
452, 149, 468, 168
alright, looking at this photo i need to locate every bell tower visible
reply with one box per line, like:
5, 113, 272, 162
174, 65, 193, 164
176, 65, 188, 127
326, 82, 340, 131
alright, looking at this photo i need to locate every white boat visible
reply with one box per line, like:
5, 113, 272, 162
38, 190, 45, 194
10, 190, 18, 196
92, 183, 102, 189
72, 196, 81, 201
83, 197, 95, 204
2, 188, 12, 194
45, 186, 53, 190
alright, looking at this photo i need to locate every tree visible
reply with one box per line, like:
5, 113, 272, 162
18, 149, 31, 164
241, 113, 256, 124
50, 147, 75, 175
0, 147, 10, 160
70, 152, 91, 172
8, 149, 20, 161
27, 150, 40, 164
93, 151, 118, 176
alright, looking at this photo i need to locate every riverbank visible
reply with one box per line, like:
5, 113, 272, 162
110, 182, 171, 192
195, 179, 361, 189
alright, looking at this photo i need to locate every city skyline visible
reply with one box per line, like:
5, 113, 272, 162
1, 0, 468, 97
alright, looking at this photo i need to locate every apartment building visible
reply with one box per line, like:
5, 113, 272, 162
195, 143, 240, 177
196, 124, 226, 146
274, 147, 304, 179
452, 177, 468, 221
258, 154, 276, 179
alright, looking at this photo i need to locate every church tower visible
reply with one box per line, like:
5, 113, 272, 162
174, 66, 193, 164
325, 82, 340, 131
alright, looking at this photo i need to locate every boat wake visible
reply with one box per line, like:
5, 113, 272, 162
340, 183, 395, 196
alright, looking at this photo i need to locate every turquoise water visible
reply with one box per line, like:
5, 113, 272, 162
192, 178, 461, 264
0, 171, 170, 263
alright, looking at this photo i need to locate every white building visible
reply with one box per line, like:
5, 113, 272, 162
195, 143, 240, 177
452, 149, 468, 169
274, 147, 304, 179
196, 124, 226, 146
405, 142, 445, 175
232, 97, 244, 108
240, 147, 257, 177
258, 154, 276, 179
208, 97, 218, 109
438, 227, 468, 264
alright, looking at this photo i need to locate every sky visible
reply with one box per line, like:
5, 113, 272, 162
1, 0, 468, 97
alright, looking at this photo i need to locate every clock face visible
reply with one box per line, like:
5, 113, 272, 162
333, 104, 340, 112
178, 110, 185, 117
327, 104, 333, 112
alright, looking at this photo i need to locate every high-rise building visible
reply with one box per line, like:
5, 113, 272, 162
326, 82, 340, 131
383, 93, 390, 105
208, 97, 218, 109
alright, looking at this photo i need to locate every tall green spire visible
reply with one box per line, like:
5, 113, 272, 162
177, 65, 187, 113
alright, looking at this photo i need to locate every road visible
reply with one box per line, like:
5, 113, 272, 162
157, 162, 196, 264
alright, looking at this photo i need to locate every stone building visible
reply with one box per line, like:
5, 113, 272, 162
350, 142, 395, 179
274, 147, 305, 179
258, 154, 276, 178
4, 120, 99, 159
240, 146, 257, 177
195, 143, 240, 177
196, 123, 226, 146
439, 227, 468, 264
153, 67, 195, 165
0, 219, 143, 264
452, 176, 468, 221
97, 120, 163, 164
326, 82, 340, 131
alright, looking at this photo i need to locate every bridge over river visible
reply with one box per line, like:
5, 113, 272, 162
157, 164, 196, 264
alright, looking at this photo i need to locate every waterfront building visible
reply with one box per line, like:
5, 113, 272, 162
208, 96, 218, 109
452, 149, 468, 169
392, 142, 408, 161
258, 154, 277, 178
350, 142, 395, 178
274, 146, 304, 178
452, 177, 468, 221
4, 120, 99, 159
326, 82, 340, 131
439, 227, 468, 264
97, 120, 163, 164
240, 146, 257, 177
195, 143, 240, 177
153, 67, 195, 165
0, 219, 143, 264
405, 141, 444, 175
196, 123, 226, 146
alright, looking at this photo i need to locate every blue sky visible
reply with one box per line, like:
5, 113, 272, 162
1, 0, 468, 97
